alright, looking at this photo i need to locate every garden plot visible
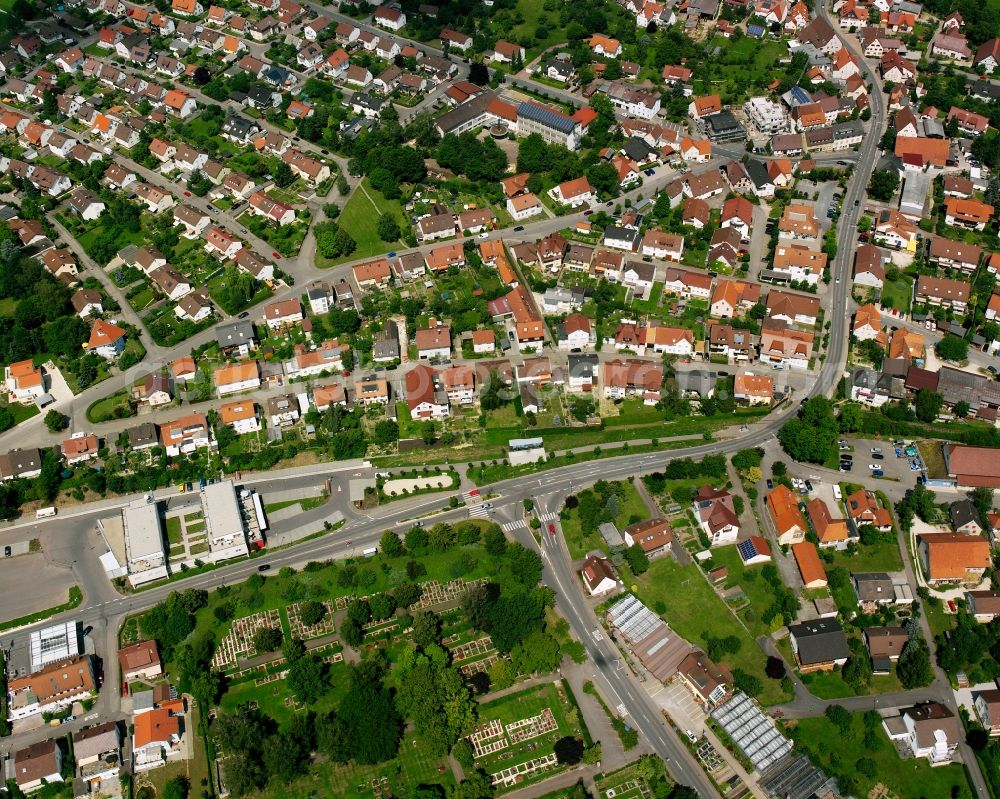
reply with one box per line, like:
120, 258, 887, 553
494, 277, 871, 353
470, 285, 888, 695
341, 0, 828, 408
286, 600, 338, 639
595, 758, 673, 799
471, 682, 587, 793
448, 634, 501, 676
211, 608, 282, 670
332, 577, 487, 612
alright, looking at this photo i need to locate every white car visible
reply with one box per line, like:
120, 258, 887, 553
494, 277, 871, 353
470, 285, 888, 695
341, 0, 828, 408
868, 464, 880, 470
478, 231, 489, 239
871, 447, 881, 454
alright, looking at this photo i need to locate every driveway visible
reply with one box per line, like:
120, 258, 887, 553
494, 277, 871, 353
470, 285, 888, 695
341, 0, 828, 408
647, 679, 705, 736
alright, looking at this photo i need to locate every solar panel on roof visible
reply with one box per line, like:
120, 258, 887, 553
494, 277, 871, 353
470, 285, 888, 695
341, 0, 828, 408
738, 539, 757, 561
517, 102, 576, 134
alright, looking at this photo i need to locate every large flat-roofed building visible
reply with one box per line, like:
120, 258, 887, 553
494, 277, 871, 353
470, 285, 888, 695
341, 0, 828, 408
200, 480, 249, 562
123, 497, 168, 586
516, 102, 582, 149
29, 622, 81, 672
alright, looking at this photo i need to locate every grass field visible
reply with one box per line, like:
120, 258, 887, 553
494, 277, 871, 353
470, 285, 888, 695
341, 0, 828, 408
787, 712, 970, 799
880, 273, 913, 313
321, 179, 405, 265
627, 558, 792, 706
474, 681, 589, 792
828, 540, 903, 572
707, 546, 785, 638
560, 479, 650, 559
86, 390, 133, 424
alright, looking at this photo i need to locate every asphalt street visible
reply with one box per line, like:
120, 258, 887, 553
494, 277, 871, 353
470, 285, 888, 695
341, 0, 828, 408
4, 4, 990, 796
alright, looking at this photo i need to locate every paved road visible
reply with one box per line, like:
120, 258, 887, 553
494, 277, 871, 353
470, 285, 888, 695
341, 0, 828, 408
9, 7, 978, 795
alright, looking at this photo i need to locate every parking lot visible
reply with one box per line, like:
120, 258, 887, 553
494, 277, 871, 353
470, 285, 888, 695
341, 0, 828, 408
649, 678, 705, 737
835, 438, 924, 485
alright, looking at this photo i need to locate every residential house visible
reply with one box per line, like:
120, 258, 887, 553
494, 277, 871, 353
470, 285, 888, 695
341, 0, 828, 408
580, 555, 620, 596
262, 299, 303, 330
14, 740, 63, 792
806, 497, 848, 548
733, 372, 773, 404
84, 320, 126, 359
622, 518, 673, 557
692, 486, 740, 546
918, 533, 991, 585
7, 656, 95, 721
787, 618, 850, 672
864, 626, 909, 673
117, 641, 162, 683
133, 707, 183, 771
792, 541, 828, 588
159, 413, 211, 457
765, 484, 806, 544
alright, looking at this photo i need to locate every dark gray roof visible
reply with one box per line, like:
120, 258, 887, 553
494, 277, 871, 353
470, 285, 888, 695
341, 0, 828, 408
623, 136, 656, 162
949, 499, 980, 530
833, 120, 864, 140
216, 319, 257, 348
745, 158, 772, 188
567, 353, 599, 379
936, 365, 1000, 410
222, 114, 256, 139
676, 369, 716, 398
971, 80, 1000, 100
0, 448, 42, 478
852, 571, 893, 603
126, 422, 158, 448
352, 92, 385, 112
705, 110, 743, 134
788, 618, 850, 665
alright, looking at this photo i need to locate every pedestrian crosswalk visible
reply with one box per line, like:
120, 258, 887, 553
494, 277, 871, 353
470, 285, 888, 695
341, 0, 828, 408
467, 504, 491, 519
501, 520, 527, 532
461, 490, 482, 506
537, 511, 558, 522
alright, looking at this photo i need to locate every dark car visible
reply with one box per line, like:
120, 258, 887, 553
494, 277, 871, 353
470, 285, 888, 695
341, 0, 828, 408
238, 311, 250, 319
257, 564, 271, 572
513, 225, 524, 232
766, 479, 773, 489
872, 453, 884, 460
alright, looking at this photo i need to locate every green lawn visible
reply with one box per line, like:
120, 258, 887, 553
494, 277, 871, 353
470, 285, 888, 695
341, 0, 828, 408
827, 541, 903, 573
628, 558, 792, 706
802, 667, 903, 699
787, 712, 970, 799
2, 400, 39, 425
707, 546, 785, 638
560, 479, 650, 559
880, 274, 913, 313
473, 681, 589, 791
86, 390, 134, 424
165, 517, 182, 546
320, 179, 405, 266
